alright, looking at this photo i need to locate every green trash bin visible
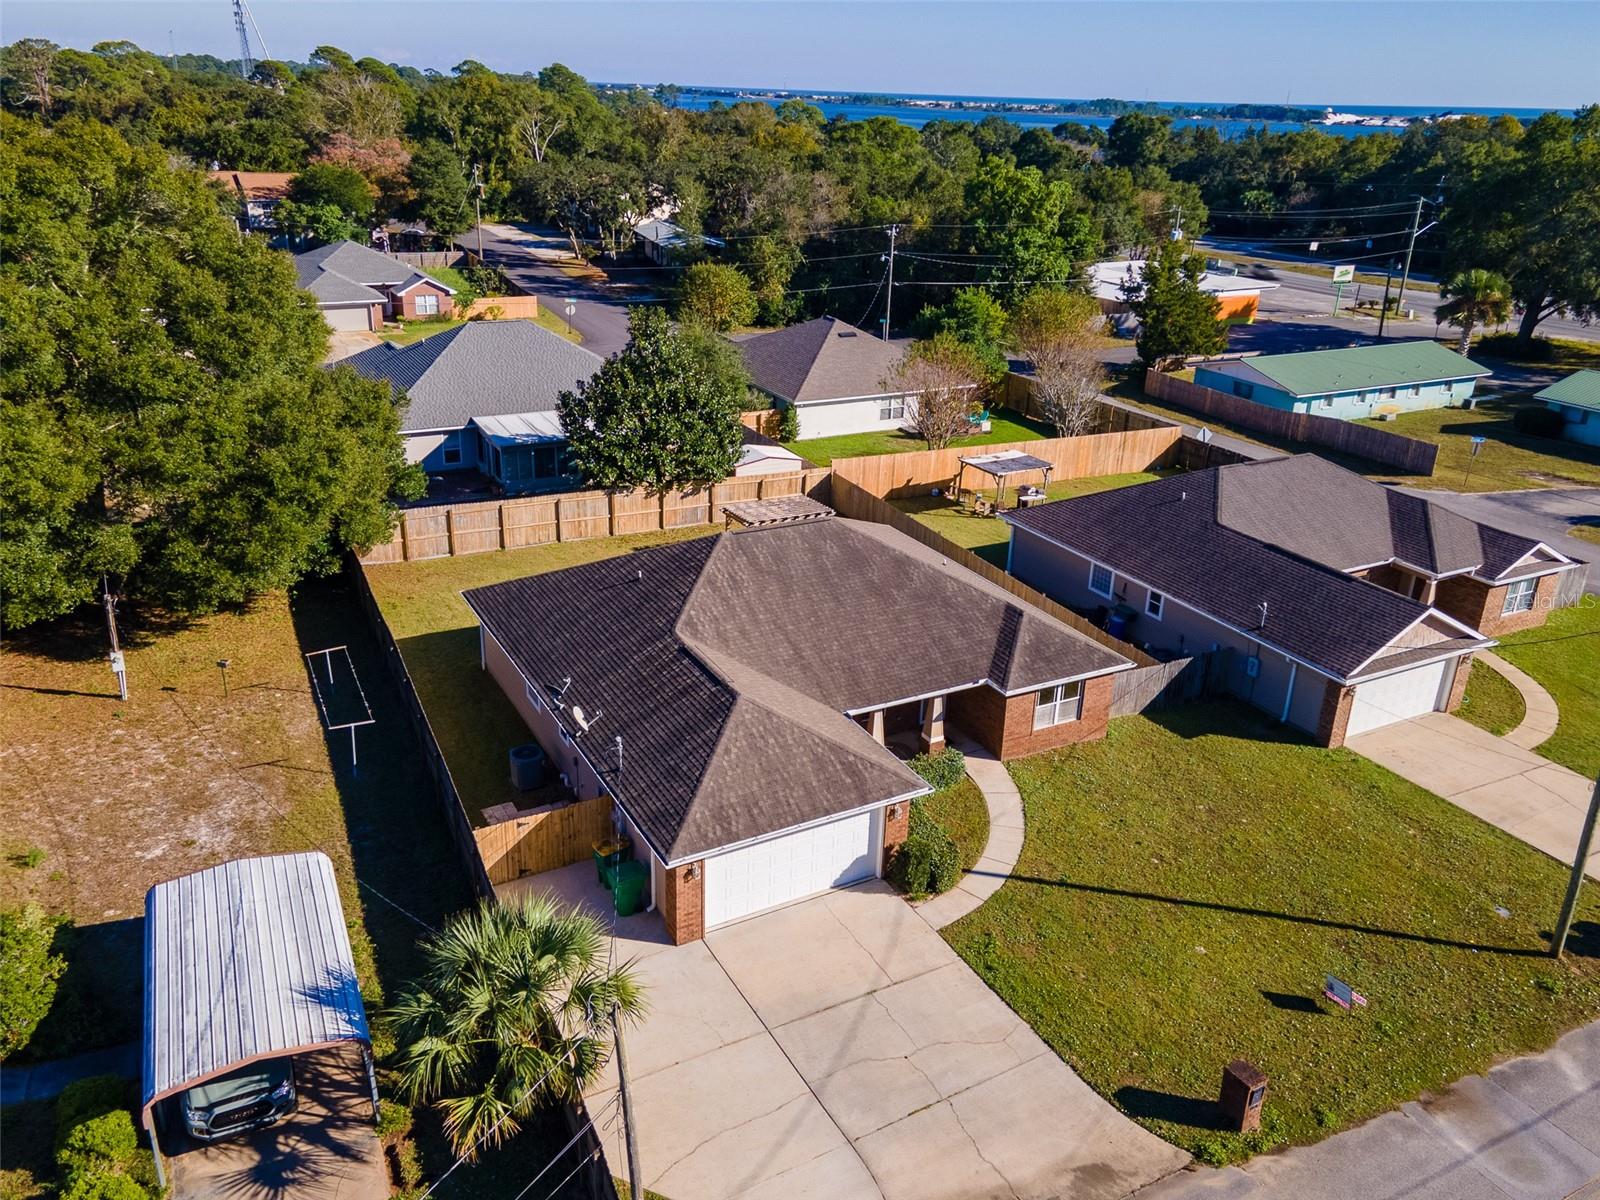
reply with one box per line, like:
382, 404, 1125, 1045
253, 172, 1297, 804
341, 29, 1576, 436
611, 860, 649, 917
593, 836, 632, 888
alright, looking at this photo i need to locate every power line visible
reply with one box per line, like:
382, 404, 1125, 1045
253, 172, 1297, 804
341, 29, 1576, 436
503, 1094, 619, 1200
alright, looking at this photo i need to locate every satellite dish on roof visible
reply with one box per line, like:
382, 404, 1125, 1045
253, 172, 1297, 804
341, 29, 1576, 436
572, 705, 591, 732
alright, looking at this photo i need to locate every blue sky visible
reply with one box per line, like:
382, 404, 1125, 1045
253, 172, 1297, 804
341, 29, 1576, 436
7, 1, 1596, 109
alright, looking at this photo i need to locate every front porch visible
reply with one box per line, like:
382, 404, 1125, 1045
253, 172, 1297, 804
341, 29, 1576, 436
854, 692, 952, 759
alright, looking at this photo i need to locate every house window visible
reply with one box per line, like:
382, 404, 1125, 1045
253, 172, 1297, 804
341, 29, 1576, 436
1033, 681, 1083, 730
1145, 591, 1165, 620
441, 434, 462, 466
525, 680, 544, 711
1444, 381, 1455, 397
1231, 380, 1254, 399
1320, 395, 1334, 408
1502, 578, 1537, 614
879, 395, 906, 421
415, 293, 439, 316
1408, 384, 1422, 397
1379, 387, 1396, 401
1088, 562, 1114, 598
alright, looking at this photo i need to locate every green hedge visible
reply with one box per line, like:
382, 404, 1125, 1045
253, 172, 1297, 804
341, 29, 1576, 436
888, 800, 962, 900
908, 747, 966, 792
1, 903, 66, 1059
53, 1077, 162, 1200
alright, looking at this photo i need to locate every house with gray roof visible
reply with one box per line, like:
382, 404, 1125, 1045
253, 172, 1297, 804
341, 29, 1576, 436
1536, 369, 1600, 447
342, 320, 603, 488
464, 501, 1132, 943
740, 317, 920, 439
1003, 454, 1576, 746
294, 240, 456, 331
1194, 340, 1489, 420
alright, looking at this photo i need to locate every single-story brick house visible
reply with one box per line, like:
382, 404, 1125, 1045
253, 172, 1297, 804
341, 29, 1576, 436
342, 320, 603, 485
1536, 370, 1600, 447
1003, 454, 1577, 746
1194, 340, 1489, 420
740, 317, 921, 440
463, 501, 1132, 943
294, 240, 456, 331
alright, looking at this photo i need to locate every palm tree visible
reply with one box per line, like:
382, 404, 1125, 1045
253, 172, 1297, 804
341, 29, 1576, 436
1437, 269, 1513, 354
388, 895, 645, 1157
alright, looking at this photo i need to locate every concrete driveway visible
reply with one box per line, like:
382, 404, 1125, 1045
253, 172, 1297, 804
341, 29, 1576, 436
1348, 712, 1598, 880
527, 868, 1187, 1199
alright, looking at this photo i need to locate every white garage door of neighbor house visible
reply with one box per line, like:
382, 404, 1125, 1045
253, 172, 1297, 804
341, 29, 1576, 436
1347, 659, 1451, 737
702, 809, 878, 929
324, 306, 374, 331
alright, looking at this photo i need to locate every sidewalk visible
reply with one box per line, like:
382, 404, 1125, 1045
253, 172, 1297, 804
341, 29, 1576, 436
1132, 1019, 1600, 1200
916, 737, 1025, 930
1477, 649, 1562, 750
1, 1042, 138, 1106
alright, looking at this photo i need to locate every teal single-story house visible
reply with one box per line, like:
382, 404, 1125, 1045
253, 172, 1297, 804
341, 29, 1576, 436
1194, 340, 1489, 420
1536, 370, 1600, 447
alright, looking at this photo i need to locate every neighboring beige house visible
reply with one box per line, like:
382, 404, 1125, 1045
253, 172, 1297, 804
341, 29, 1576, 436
294, 240, 457, 331
740, 317, 916, 440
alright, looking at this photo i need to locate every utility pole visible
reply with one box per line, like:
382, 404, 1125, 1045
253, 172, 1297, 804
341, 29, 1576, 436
1553, 776, 1599, 958
881, 224, 900, 341
1393, 176, 1444, 334
472, 164, 485, 261
1377, 262, 1396, 339
103, 577, 127, 702
612, 1000, 643, 1197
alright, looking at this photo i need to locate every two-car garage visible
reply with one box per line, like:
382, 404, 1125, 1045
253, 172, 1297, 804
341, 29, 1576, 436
701, 808, 882, 930
1345, 657, 1455, 738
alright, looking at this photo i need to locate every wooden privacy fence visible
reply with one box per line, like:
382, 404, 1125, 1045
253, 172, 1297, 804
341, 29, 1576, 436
1144, 368, 1439, 475
1110, 655, 1206, 717
829, 473, 1156, 666
349, 561, 494, 899
473, 796, 614, 886
830, 426, 1185, 499
390, 250, 466, 269
461, 295, 542, 321
361, 469, 832, 564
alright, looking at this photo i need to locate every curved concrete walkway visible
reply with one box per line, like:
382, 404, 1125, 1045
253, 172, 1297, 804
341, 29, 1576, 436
918, 737, 1025, 930
1477, 649, 1561, 750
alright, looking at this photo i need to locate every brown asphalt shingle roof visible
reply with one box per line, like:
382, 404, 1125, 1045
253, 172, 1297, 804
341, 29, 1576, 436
464, 517, 1129, 862
740, 317, 908, 403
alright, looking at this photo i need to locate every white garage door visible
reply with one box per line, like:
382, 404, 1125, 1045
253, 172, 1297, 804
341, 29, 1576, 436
323, 306, 374, 331
1347, 659, 1451, 737
702, 809, 878, 929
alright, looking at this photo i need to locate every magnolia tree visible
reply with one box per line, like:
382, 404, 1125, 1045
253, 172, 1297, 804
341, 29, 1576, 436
1011, 288, 1107, 438
889, 333, 986, 451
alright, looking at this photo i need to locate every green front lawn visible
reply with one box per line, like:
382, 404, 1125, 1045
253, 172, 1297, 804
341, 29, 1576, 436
942, 704, 1600, 1163
1475, 334, 1600, 373
381, 317, 465, 346
1358, 397, 1600, 492
924, 776, 990, 872
1455, 659, 1527, 738
362, 529, 714, 824
1493, 601, 1600, 779
784, 408, 1053, 467
891, 470, 1172, 566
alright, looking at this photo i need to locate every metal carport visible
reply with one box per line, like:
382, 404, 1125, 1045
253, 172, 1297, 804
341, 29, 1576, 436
141, 852, 377, 1186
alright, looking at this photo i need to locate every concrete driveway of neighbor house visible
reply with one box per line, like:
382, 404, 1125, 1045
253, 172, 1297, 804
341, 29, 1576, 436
549, 870, 1188, 1200
1347, 712, 1599, 880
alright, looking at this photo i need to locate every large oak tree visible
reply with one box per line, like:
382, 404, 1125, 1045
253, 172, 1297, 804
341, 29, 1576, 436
0, 115, 421, 628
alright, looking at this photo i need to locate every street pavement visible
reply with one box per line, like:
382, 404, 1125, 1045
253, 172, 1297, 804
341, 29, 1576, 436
1132, 1019, 1600, 1200
457, 222, 638, 357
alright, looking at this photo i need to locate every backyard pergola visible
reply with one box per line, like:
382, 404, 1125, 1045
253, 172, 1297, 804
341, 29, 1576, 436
955, 450, 1054, 511
142, 852, 377, 1185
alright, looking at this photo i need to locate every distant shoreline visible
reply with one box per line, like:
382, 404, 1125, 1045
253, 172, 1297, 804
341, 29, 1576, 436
599, 82, 1561, 131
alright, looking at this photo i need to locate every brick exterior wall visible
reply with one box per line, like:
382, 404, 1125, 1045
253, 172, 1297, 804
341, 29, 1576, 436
662, 862, 703, 945
881, 802, 909, 874
397, 283, 455, 319
1444, 653, 1473, 714
1436, 571, 1563, 637
1317, 679, 1356, 749
1353, 564, 1414, 595
947, 674, 1114, 761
